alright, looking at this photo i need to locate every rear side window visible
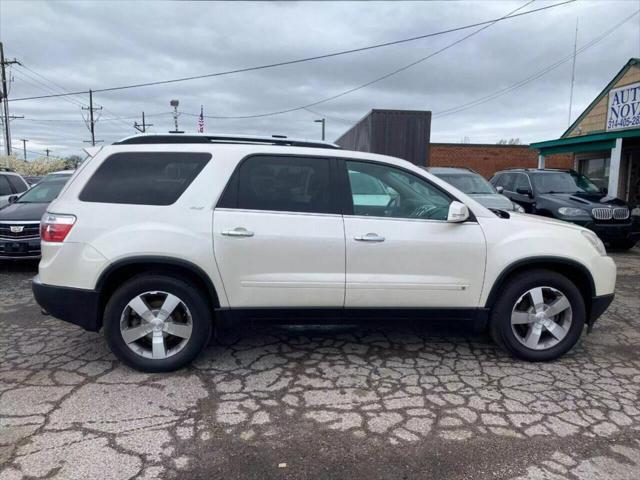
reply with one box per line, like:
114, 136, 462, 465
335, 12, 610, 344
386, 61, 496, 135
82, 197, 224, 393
79, 152, 210, 205
7, 175, 28, 193
217, 155, 333, 214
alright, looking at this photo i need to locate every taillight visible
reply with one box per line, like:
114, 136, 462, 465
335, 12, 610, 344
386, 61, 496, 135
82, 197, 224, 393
41, 213, 76, 243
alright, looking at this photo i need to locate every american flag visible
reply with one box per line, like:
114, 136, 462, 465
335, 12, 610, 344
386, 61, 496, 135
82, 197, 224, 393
197, 105, 205, 133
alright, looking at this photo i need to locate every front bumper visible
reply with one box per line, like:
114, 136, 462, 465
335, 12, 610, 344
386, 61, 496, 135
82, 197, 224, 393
565, 218, 640, 243
0, 237, 41, 259
587, 293, 615, 332
32, 275, 101, 331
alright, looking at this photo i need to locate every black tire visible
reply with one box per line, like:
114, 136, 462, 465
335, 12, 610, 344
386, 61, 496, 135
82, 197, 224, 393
104, 275, 212, 372
490, 269, 585, 361
608, 239, 637, 251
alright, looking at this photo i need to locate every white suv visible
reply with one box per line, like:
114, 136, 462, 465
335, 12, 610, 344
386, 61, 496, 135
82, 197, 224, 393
32, 134, 617, 372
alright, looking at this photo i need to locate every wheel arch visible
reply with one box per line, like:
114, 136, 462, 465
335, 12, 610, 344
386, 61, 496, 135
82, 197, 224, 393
485, 257, 595, 315
96, 256, 220, 329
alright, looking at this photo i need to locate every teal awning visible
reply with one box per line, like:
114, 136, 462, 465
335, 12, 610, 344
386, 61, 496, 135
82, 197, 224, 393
530, 128, 640, 156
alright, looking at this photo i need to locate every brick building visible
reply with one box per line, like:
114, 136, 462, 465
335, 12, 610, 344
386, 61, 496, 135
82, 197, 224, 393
429, 143, 572, 179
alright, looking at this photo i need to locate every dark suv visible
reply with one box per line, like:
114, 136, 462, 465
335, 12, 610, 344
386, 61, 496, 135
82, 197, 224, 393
490, 169, 640, 250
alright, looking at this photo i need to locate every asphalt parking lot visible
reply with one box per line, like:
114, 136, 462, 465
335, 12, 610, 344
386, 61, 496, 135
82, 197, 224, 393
1, 250, 639, 480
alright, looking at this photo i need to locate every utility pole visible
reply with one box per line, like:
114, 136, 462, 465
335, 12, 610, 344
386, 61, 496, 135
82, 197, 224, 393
314, 118, 326, 141
45, 148, 51, 157
134, 111, 153, 133
0, 42, 20, 156
82, 89, 103, 146
20, 139, 27, 160
568, 18, 579, 127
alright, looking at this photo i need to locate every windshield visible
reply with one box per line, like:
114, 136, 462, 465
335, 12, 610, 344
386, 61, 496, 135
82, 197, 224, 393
531, 172, 600, 194
16, 174, 72, 203
436, 173, 496, 194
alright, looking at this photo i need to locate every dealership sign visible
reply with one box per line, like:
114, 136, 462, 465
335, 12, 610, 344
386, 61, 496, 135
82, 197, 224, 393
607, 81, 640, 131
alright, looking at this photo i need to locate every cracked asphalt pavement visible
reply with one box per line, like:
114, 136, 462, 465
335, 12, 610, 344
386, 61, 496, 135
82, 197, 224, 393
1, 249, 640, 479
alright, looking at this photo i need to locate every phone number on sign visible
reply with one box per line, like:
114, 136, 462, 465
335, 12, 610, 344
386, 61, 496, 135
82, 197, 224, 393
608, 115, 640, 129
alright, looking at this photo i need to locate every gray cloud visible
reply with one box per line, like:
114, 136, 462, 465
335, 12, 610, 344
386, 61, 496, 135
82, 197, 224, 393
0, 0, 638, 158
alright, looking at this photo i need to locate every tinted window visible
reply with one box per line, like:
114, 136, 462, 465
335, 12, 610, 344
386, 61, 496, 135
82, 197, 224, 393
80, 152, 210, 205
346, 161, 452, 220
513, 174, 531, 191
15, 175, 72, 203
220, 155, 333, 214
0, 175, 11, 195
7, 175, 28, 193
497, 173, 516, 191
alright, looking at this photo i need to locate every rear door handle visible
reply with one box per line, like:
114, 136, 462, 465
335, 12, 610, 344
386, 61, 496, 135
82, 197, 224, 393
222, 227, 254, 237
354, 233, 385, 242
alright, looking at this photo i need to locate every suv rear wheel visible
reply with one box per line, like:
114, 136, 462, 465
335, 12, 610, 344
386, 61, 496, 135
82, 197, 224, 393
104, 275, 212, 372
490, 269, 585, 361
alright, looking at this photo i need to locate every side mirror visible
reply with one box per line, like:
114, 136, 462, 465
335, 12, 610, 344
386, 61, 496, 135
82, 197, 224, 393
447, 201, 469, 223
8, 195, 18, 204
495, 186, 504, 194
516, 187, 533, 197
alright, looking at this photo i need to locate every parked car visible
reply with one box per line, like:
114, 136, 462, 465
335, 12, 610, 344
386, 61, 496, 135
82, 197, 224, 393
427, 167, 524, 212
33, 134, 616, 372
490, 168, 640, 250
0, 170, 74, 259
23, 176, 44, 186
0, 168, 30, 208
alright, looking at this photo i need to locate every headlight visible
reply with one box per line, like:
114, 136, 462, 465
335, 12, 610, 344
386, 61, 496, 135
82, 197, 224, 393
558, 207, 590, 217
512, 203, 525, 213
581, 230, 607, 256
632, 206, 640, 217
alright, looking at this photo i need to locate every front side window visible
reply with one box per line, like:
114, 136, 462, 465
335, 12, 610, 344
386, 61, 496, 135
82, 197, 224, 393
7, 175, 28, 193
346, 161, 452, 220
220, 155, 333, 214
497, 173, 516, 191
0, 175, 11, 196
80, 152, 210, 205
513, 174, 531, 191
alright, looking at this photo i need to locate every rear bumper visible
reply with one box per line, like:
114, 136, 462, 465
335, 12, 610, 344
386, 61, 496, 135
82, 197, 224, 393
32, 275, 101, 331
587, 293, 614, 331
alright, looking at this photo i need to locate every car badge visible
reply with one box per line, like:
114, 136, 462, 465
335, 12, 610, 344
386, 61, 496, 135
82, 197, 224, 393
10, 226, 24, 233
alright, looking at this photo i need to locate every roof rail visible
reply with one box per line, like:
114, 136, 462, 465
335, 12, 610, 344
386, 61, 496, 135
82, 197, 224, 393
113, 133, 340, 150
0, 167, 15, 172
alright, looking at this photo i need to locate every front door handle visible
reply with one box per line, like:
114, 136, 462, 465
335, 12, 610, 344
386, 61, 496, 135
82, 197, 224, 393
354, 233, 385, 242
222, 227, 254, 237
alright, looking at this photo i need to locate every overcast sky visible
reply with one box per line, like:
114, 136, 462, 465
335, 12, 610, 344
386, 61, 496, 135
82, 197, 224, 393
0, 0, 639, 159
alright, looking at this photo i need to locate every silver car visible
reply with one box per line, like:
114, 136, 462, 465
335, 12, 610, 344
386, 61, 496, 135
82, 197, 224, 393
427, 167, 524, 213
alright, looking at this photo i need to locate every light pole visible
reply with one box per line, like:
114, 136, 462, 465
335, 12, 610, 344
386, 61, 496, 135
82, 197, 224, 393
314, 118, 325, 141
169, 99, 183, 133
20, 139, 27, 160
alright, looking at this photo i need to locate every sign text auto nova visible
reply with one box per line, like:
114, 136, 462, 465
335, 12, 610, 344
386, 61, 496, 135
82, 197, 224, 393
607, 81, 640, 131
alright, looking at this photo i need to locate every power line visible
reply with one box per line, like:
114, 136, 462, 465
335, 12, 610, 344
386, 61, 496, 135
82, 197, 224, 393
7, 0, 575, 103
184, 0, 537, 120
432, 9, 640, 118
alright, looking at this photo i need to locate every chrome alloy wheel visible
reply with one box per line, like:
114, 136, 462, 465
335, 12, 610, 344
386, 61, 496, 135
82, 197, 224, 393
120, 291, 193, 360
510, 286, 572, 351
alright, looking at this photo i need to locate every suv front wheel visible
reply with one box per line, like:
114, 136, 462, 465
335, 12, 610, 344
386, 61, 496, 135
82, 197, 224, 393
490, 269, 585, 361
104, 275, 212, 372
